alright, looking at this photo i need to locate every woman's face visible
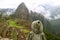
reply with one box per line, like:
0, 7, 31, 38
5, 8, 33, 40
33, 21, 41, 34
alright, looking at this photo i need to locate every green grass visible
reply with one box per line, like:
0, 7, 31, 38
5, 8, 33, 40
7, 20, 30, 34
21, 29, 30, 33
8, 20, 24, 29
8, 20, 16, 26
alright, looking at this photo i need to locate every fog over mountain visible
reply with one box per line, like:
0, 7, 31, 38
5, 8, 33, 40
0, 8, 15, 15
40, 4, 60, 19
1, 3, 59, 20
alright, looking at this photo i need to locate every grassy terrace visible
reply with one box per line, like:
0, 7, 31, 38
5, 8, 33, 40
7, 20, 30, 34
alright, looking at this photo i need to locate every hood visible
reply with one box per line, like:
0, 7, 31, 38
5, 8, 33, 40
31, 20, 43, 33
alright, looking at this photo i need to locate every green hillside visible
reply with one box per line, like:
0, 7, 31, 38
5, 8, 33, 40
7, 19, 60, 40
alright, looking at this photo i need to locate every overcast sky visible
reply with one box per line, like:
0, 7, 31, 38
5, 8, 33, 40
0, 0, 60, 11
0, 0, 60, 19
0, 0, 60, 8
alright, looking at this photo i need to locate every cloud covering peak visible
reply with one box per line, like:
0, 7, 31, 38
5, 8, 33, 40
0, 0, 60, 19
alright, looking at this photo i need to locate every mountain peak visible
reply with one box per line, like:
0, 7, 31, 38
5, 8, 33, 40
20, 2, 25, 6
18, 2, 27, 9
14, 2, 29, 19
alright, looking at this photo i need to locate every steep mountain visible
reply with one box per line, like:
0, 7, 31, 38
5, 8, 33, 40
14, 3, 29, 20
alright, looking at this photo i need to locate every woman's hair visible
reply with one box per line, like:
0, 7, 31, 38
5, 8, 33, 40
31, 20, 43, 33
